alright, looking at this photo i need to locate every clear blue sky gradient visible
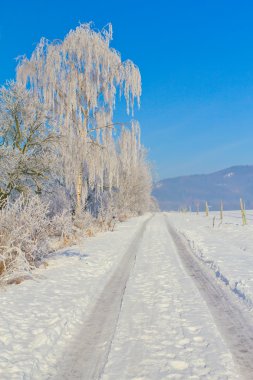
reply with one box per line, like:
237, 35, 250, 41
1, 0, 253, 179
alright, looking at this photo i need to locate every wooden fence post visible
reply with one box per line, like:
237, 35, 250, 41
240, 198, 247, 225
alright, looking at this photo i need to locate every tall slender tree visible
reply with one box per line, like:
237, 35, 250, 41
17, 23, 142, 211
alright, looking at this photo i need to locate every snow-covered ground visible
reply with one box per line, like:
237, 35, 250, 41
102, 213, 238, 380
168, 210, 253, 310
1, 211, 251, 379
0, 215, 149, 379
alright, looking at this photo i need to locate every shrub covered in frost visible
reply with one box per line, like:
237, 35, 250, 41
73, 209, 94, 231
0, 195, 50, 283
49, 210, 73, 237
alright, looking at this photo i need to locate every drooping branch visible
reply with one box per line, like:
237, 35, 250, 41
16, 23, 142, 209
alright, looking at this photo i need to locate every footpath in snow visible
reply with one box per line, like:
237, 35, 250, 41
0, 212, 246, 379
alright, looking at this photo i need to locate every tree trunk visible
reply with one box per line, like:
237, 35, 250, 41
76, 107, 89, 211
76, 167, 83, 211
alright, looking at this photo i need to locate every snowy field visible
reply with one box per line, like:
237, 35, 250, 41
168, 210, 253, 311
1, 212, 253, 379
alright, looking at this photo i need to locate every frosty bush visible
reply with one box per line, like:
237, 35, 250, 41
0, 195, 50, 283
43, 184, 74, 217
73, 209, 94, 231
96, 203, 116, 231
49, 210, 73, 237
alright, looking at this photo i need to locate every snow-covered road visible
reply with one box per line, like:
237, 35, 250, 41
1, 212, 251, 379
101, 213, 239, 380
54, 215, 152, 380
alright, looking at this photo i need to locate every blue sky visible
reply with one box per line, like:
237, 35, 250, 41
1, 0, 253, 179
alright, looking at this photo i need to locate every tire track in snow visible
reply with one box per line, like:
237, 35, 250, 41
166, 216, 253, 380
53, 214, 153, 380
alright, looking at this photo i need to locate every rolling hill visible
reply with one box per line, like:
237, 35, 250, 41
153, 165, 253, 211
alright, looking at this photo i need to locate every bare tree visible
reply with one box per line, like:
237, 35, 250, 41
0, 81, 58, 203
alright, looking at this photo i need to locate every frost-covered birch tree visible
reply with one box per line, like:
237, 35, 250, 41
17, 23, 142, 211
115, 122, 152, 215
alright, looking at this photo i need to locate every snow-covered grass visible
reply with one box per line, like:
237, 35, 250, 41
167, 210, 253, 309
